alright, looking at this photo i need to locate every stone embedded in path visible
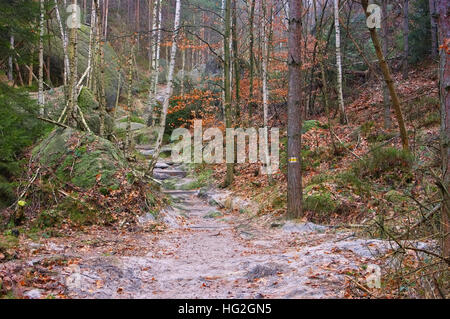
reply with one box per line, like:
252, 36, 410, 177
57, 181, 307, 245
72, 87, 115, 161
282, 221, 329, 234
154, 169, 186, 178
155, 162, 170, 169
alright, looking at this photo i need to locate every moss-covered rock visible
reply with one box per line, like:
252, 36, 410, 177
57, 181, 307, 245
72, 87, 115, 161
32, 128, 126, 189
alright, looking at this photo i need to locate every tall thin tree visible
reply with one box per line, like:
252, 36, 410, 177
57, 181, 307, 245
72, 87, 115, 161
287, 0, 303, 218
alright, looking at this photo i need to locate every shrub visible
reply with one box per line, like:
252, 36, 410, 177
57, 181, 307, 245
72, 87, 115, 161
303, 191, 339, 215
353, 147, 414, 179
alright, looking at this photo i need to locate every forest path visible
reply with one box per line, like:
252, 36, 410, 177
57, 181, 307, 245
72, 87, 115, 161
36, 147, 388, 299
19, 147, 387, 299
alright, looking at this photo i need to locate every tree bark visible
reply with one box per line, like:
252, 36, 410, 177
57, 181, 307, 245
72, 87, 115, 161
436, 0, 450, 260
232, 0, 240, 119
248, 0, 256, 118
38, 0, 45, 114
148, 0, 162, 126
287, 0, 303, 219
126, 44, 134, 155
362, 0, 409, 151
334, 0, 347, 124
149, 0, 181, 172
223, 0, 234, 187
67, 0, 79, 127
382, 0, 391, 129
429, 0, 438, 58
8, 35, 14, 82
403, 0, 409, 80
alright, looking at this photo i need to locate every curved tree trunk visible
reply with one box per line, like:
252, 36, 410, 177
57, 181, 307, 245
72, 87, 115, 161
361, 0, 409, 151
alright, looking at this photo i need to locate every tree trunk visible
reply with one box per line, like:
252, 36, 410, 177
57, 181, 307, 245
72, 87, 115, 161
126, 44, 134, 155
149, 0, 181, 172
223, 0, 234, 187
287, 0, 303, 219
403, 0, 409, 79
38, 0, 45, 114
54, 0, 70, 89
148, 0, 154, 72
362, 0, 409, 151
180, 45, 185, 96
232, 0, 240, 120
262, 0, 273, 183
436, 0, 450, 260
382, 0, 391, 129
429, 0, 438, 58
104, 0, 109, 40
8, 35, 14, 82
248, 0, 256, 118
334, 0, 347, 124
148, 0, 162, 126
67, 0, 79, 127
86, 0, 96, 89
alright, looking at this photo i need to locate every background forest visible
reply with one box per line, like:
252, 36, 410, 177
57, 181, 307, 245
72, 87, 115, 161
0, 0, 449, 299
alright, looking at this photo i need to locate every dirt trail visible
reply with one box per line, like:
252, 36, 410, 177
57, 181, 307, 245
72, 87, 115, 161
10, 151, 391, 299
16, 156, 389, 299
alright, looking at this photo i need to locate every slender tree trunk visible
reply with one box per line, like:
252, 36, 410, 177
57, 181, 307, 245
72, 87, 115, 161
149, 0, 181, 172
148, 0, 154, 72
180, 45, 185, 96
436, 0, 450, 260
224, 0, 234, 187
429, 0, 438, 58
97, 0, 107, 137
232, 0, 240, 120
148, 0, 162, 126
403, 0, 409, 79
86, 0, 96, 89
382, 0, 391, 129
126, 44, 134, 155
104, 0, 109, 40
54, 0, 70, 88
8, 35, 14, 82
262, 0, 273, 184
362, 0, 409, 151
287, 0, 303, 219
67, 0, 79, 126
248, 0, 256, 117
334, 0, 347, 124
38, 0, 45, 114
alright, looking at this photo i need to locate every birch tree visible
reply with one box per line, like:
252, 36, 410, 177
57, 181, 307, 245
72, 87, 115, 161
149, 0, 181, 172
54, 0, 70, 88
148, 0, 162, 126
38, 0, 45, 114
334, 0, 347, 124
287, 0, 303, 218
